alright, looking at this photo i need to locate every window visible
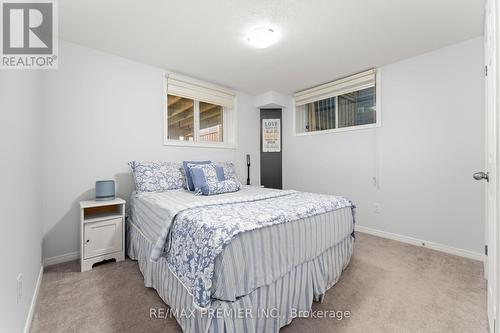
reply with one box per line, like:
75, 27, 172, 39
294, 69, 379, 135
164, 74, 236, 147
300, 96, 336, 132
199, 101, 223, 142
167, 95, 194, 141
338, 87, 376, 128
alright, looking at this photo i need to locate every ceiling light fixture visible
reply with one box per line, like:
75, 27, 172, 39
247, 26, 279, 49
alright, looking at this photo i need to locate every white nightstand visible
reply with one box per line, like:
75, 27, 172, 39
79, 198, 126, 272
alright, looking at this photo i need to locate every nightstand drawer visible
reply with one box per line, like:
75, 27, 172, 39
84, 217, 122, 259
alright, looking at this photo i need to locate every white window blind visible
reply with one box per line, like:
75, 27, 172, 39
294, 69, 376, 106
167, 73, 235, 108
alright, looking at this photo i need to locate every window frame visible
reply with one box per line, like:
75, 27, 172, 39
293, 69, 382, 136
162, 74, 237, 149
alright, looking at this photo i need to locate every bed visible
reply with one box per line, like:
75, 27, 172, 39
126, 184, 355, 333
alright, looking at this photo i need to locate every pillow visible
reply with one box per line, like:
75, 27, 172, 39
182, 160, 211, 191
128, 161, 185, 192
201, 179, 241, 196
213, 162, 239, 183
188, 163, 225, 194
189, 163, 240, 195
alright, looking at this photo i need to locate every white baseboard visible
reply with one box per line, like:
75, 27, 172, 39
43, 251, 80, 267
24, 265, 43, 333
356, 225, 484, 261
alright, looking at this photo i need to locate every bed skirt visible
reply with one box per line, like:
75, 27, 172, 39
126, 219, 353, 333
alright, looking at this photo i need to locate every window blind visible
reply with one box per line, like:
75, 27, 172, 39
166, 73, 235, 108
294, 69, 376, 106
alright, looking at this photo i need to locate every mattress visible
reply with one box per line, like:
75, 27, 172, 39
129, 186, 355, 304
130, 186, 282, 243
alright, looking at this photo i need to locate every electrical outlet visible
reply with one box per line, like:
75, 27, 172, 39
374, 203, 381, 214
17, 273, 22, 304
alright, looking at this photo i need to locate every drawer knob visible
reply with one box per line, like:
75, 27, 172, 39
86, 239, 90, 243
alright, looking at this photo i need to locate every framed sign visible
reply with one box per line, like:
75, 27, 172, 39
262, 119, 281, 152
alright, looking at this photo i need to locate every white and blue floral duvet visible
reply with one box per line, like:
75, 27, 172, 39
144, 188, 355, 309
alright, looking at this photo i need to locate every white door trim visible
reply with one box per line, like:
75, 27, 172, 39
485, 1, 500, 331
495, 0, 500, 330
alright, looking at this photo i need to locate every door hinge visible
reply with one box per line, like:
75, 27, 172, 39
486, 66, 488, 76
485, 245, 488, 256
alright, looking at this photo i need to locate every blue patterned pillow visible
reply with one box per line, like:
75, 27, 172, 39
213, 162, 239, 183
189, 163, 239, 195
201, 179, 241, 195
183, 160, 211, 191
189, 163, 224, 195
128, 161, 185, 192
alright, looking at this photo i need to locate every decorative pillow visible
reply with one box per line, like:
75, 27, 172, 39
188, 163, 225, 194
182, 160, 211, 191
214, 165, 225, 181
128, 161, 185, 192
213, 162, 239, 183
201, 179, 241, 196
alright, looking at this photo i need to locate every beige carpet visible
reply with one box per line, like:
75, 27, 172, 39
31, 233, 488, 333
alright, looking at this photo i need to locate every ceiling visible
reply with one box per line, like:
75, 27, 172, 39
59, 0, 484, 95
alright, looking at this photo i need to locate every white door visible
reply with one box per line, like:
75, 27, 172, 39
482, 1, 498, 331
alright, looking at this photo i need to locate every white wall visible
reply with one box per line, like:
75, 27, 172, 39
43, 37, 484, 260
283, 37, 485, 254
0, 70, 43, 332
42, 41, 260, 261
